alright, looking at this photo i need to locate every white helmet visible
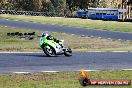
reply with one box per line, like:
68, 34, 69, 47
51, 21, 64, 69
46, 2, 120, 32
41, 32, 48, 37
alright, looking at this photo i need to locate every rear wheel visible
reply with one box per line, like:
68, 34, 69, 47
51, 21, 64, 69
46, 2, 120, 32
43, 46, 56, 57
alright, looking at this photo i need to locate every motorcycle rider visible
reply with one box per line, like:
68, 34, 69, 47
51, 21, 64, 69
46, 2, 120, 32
41, 32, 61, 44
40, 32, 72, 56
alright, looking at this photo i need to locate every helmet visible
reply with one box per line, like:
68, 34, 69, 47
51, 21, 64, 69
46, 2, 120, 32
41, 32, 48, 37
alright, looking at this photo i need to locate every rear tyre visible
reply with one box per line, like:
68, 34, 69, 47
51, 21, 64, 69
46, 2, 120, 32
43, 46, 56, 57
64, 48, 72, 57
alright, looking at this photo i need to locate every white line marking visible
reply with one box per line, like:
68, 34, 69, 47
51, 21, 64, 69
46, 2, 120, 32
71, 34, 75, 35
126, 40, 131, 42
90, 36, 94, 38
62, 33, 66, 35
81, 35, 85, 37
86, 51, 132, 52
98, 37, 102, 39
11, 69, 132, 74
14, 20, 19, 21
4, 26, 8, 27
108, 38, 112, 40
111, 51, 131, 52
77, 70, 99, 72
41, 71, 59, 73
13, 72, 30, 74
122, 69, 132, 71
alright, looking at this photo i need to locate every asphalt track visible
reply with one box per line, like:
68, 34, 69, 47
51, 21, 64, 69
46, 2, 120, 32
0, 52, 132, 73
0, 19, 132, 73
0, 19, 132, 40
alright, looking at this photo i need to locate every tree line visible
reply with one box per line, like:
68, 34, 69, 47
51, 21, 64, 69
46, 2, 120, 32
0, 0, 132, 15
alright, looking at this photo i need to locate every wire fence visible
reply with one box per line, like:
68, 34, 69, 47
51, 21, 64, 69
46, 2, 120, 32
0, 10, 65, 17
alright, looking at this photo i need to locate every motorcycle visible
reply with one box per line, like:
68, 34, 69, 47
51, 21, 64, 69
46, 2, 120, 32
40, 35, 72, 57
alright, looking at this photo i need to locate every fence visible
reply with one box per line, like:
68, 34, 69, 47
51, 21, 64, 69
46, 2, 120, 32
0, 10, 64, 17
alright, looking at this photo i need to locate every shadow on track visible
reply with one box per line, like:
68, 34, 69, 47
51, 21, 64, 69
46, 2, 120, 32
15, 53, 60, 57
14, 53, 47, 57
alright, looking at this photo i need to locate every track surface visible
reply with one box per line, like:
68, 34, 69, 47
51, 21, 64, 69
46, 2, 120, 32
0, 19, 132, 73
0, 52, 132, 73
0, 19, 132, 40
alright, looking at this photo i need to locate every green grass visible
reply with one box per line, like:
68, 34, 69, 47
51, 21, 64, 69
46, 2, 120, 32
0, 26, 132, 52
0, 70, 132, 88
0, 14, 132, 32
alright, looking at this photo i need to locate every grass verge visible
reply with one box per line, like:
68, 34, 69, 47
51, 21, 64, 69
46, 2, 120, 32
0, 26, 132, 52
0, 14, 132, 32
0, 70, 132, 88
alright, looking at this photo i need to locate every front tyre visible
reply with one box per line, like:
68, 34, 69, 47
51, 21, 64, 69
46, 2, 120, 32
43, 46, 56, 57
64, 48, 72, 57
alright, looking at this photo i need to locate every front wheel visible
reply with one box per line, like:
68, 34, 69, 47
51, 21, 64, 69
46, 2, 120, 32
43, 46, 56, 57
64, 47, 72, 57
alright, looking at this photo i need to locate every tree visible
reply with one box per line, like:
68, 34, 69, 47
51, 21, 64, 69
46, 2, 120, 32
41, 0, 55, 12
33, 0, 43, 11
0, 0, 6, 9
0, 0, 16, 10
16, 0, 35, 11
128, 0, 132, 5
66, 0, 96, 13
50, 0, 66, 14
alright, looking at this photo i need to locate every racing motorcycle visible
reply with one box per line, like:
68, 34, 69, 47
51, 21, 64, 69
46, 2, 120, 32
40, 35, 72, 57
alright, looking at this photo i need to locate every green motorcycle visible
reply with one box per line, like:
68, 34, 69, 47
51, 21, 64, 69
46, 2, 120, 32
40, 35, 72, 57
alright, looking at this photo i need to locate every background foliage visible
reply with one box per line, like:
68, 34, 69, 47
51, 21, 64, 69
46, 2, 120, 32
0, 0, 132, 15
